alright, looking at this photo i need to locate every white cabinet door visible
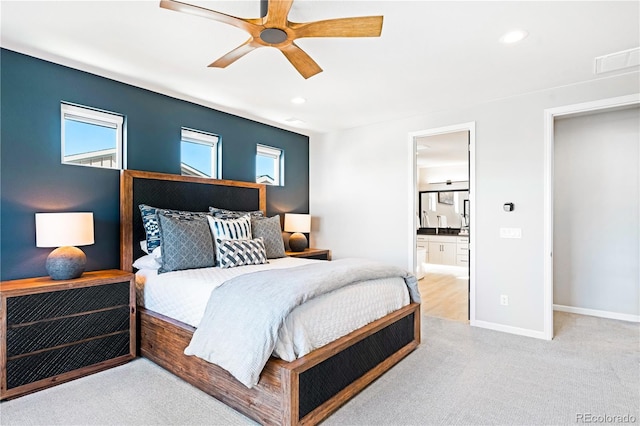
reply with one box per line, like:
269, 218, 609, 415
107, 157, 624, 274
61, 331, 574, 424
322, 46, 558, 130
428, 241, 456, 265
441, 242, 456, 265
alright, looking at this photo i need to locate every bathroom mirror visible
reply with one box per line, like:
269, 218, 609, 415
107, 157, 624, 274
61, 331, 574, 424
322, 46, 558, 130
419, 190, 469, 229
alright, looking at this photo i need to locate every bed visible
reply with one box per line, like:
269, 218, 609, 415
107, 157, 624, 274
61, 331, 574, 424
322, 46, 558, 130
120, 170, 420, 426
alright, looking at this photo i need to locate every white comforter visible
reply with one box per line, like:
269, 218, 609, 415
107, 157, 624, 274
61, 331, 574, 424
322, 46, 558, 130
184, 258, 419, 388
135, 257, 410, 362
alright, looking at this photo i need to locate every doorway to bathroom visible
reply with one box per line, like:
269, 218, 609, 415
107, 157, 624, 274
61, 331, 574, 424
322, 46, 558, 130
410, 122, 476, 323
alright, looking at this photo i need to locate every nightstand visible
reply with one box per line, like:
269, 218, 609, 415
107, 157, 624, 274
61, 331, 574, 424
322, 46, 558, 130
285, 248, 331, 261
0, 269, 136, 400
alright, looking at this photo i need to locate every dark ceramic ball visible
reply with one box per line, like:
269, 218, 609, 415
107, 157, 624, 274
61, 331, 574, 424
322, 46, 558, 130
46, 246, 86, 280
288, 233, 307, 252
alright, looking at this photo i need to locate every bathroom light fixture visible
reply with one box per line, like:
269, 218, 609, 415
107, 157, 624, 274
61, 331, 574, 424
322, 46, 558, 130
499, 29, 528, 44
35, 212, 95, 280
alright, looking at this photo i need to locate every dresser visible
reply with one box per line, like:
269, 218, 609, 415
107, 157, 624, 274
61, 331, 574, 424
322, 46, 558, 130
1, 270, 136, 400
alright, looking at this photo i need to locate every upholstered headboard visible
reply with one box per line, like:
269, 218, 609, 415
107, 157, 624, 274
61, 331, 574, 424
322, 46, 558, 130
120, 170, 266, 271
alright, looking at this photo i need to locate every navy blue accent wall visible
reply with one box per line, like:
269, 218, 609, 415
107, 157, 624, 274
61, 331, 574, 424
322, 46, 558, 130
1, 49, 309, 280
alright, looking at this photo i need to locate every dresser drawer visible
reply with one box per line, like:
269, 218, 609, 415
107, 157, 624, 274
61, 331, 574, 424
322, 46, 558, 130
6, 281, 130, 325
6, 332, 130, 389
456, 255, 469, 267
457, 244, 469, 255
6, 306, 130, 357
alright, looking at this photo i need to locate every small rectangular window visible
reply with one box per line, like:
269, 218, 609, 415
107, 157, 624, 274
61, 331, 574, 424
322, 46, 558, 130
181, 128, 221, 178
61, 103, 124, 169
256, 144, 284, 186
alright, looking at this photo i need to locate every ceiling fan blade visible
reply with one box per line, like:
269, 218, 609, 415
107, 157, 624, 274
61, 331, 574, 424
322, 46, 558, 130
279, 43, 322, 79
160, 0, 262, 33
265, 0, 294, 27
209, 39, 260, 68
291, 16, 383, 38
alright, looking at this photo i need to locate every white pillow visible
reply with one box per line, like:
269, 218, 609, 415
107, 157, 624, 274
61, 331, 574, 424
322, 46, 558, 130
140, 240, 149, 254
151, 246, 162, 259
207, 215, 252, 266
132, 254, 161, 270
207, 215, 252, 241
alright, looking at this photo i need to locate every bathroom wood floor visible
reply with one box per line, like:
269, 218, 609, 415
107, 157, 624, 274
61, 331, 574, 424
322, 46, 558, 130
418, 264, 469, 322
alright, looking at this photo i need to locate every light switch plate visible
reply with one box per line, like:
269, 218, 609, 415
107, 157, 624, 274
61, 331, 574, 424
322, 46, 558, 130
500, 227, 522, 239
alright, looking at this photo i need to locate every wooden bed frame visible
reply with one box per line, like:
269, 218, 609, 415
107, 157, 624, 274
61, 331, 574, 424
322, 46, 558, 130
120, 170, 420, 425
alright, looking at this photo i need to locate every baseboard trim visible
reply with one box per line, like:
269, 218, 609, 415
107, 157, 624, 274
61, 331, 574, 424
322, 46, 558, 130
471, 320, 548, 340
554, 304, 640, 323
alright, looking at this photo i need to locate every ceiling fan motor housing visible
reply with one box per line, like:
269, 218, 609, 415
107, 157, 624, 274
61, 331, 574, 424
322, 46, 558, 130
260, 28, 288, 44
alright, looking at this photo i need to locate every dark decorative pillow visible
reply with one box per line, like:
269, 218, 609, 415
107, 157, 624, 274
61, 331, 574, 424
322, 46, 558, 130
216, 238, 268, 269
251, 216, 286, 259
139, 204, 208, 252
157, 213, 215, 274
209, 206, 264, 220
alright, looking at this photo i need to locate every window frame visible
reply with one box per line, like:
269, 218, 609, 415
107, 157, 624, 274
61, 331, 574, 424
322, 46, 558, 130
60, 102, 124, 170
180, 127, 221, 179
256, 144, 284, 186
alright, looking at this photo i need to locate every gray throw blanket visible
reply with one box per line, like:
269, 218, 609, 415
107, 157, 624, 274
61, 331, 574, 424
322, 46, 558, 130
184, 258, 420, 388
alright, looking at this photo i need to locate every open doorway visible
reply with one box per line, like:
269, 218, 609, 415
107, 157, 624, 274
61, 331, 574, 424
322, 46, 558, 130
410, 123, 476, 324
543, 94, 640, 339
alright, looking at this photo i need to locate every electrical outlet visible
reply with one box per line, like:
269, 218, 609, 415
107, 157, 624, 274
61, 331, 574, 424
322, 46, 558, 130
500, 295, 509, 306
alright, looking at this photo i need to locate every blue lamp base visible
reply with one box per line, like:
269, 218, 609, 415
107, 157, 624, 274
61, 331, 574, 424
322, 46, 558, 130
46, 246, 86, 280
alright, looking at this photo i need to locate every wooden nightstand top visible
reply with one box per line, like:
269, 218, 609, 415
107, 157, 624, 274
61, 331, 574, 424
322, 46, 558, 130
285, 248, 331, 260
0, 269, 134, 295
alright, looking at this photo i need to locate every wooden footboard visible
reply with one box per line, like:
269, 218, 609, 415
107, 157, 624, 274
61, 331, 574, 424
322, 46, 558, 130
138, 303, 420, 426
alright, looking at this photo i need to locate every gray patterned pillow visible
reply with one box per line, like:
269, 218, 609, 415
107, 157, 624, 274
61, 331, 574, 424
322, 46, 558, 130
209, 206, 264, 219
157, 213, 215, 273
251, 216, 286, 259
139, 204, 208, 252
216, 238, 268, 268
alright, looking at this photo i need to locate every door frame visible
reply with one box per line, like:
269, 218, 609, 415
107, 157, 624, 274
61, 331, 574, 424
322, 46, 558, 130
408, 122, 476, 324
542, 93, 640, 340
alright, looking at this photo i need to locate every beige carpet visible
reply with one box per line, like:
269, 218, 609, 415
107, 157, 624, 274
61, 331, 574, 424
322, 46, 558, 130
1, 312, 638, 425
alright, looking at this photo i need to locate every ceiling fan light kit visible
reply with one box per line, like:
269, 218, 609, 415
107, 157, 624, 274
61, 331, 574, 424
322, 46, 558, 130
159, 0, 383, 79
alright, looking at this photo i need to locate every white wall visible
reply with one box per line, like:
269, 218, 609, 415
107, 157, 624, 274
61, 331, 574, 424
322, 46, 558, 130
554, 106, 639, 316
309, 72, 639, 336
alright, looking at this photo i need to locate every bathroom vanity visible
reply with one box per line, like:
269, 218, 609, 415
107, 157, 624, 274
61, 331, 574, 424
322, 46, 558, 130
417, 232, 468, 267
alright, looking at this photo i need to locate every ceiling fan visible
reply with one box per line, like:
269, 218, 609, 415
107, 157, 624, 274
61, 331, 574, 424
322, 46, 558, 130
159, 0, 383, 79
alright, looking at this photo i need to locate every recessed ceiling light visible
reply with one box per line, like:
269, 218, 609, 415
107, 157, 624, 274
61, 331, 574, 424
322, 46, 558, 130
499, 29, 528, 44
285, 117, 306, 125
291, 97, 306, 105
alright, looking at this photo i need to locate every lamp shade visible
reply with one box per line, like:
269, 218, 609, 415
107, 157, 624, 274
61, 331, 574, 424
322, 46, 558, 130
284, 213, 310, 233
36, 212, 94, 248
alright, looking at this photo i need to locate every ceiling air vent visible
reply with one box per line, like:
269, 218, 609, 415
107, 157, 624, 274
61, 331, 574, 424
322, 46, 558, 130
594, 47, 640, 74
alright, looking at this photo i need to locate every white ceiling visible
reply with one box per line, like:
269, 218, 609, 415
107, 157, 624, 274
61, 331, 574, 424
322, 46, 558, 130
416, 131, 468, 168
1, 1, 639, 136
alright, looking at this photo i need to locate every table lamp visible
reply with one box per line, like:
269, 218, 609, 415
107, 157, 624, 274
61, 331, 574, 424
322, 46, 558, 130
35, 212, 94, 280
284, 213, 310, 252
